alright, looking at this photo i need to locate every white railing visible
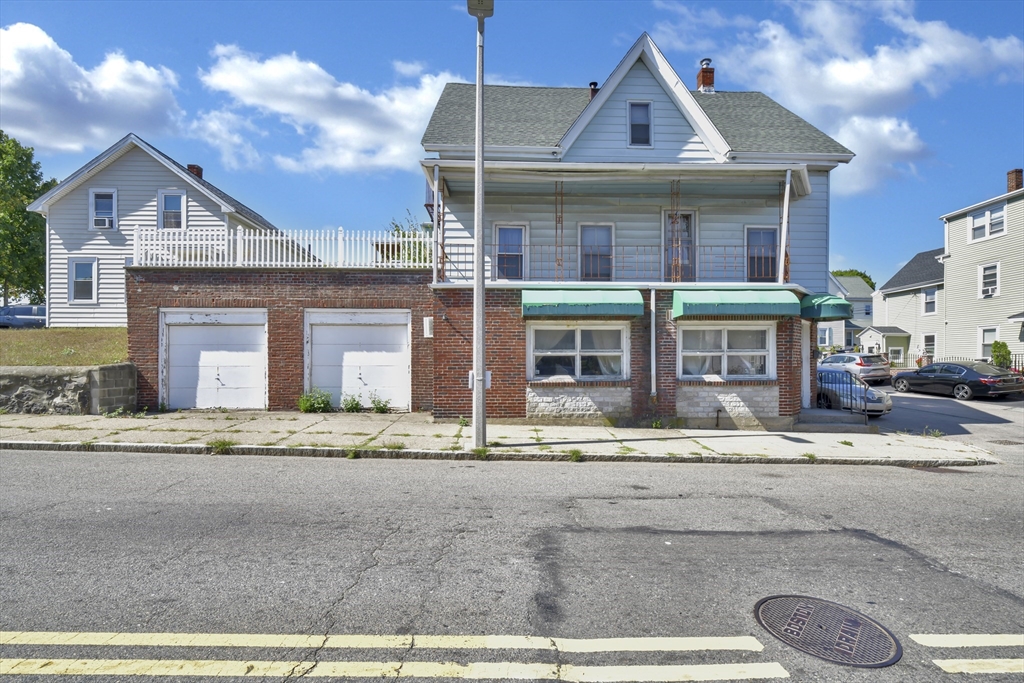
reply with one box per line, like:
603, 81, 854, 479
133, 227, 433, 269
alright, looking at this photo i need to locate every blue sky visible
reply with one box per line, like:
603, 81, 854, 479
2, 0, 1022, 287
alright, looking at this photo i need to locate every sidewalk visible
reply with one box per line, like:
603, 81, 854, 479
0, 410, 999, 467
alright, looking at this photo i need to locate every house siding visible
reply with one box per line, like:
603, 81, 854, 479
786, 171, 830, 293
941, 193, 1023, 357
870, 286, 945, 359
562, 60, 715, 163
47, 148, 227, 327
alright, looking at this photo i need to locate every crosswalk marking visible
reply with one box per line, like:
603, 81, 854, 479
0, 631, 763, 652
909, 634, 1024, 648
932, 659, 1024, 674
0, 659, 792, 680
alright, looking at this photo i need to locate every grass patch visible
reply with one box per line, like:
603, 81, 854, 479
472, 447, 489, 459
0, 327, 128, 366
382, 441, 405, 450
802, 452, 818, 461
839, 440, 853, 447
207, 439, 237, 455
566, 448, 583, 462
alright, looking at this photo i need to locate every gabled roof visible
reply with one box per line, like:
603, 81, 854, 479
879, 248, 944, 294
28, 133, 278, 232
834, 275, 874, 298
859, 326, 909, 336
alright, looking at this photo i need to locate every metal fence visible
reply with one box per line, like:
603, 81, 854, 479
886, 353, 1024, 372
815, 369, 869, 425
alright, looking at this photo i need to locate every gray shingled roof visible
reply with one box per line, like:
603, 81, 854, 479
864, 326, 909, 335
879, 248, 944, 293
421, 83, 851, 156
834, 275, 875, 298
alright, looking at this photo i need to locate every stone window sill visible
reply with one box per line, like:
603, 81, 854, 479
677, 379, 778, 387
527, 378, 631, 388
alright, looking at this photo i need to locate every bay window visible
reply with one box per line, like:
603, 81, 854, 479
678, 324, 775, 379
530, 324, 627, 380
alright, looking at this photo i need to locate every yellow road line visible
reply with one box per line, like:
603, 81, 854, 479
0, 658, 790, 680
910, 634, 1024, 648
0, 631, 763, 652
933, 658, 1024, 674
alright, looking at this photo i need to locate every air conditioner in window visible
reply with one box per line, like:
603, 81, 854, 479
981, 286, 996, 297
93, 217, 113, 229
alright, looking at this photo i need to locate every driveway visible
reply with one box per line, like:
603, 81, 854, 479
873, 384, 1024, 462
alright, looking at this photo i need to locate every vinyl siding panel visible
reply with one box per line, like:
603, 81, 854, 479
871, 287, 945, 358
785, 171, 829, 293
47, 147, 227, 327
941, 193, 1024, 356
562, 61, 715, 163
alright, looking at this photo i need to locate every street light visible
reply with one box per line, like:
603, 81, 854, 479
467, 0, 492, 449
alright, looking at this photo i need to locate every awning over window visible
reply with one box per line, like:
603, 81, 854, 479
521, 289, 645, 317
671, 290, 801, 318
800, 293, 854, 321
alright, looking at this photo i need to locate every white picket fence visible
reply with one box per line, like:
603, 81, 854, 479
133, 227, 433, 269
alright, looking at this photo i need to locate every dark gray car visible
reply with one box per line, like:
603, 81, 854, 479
0, 305, 46, 328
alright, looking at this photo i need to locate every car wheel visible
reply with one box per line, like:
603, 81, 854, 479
953, 384, 973, 401
894, 378, 910, 393
816, 393, 832, 409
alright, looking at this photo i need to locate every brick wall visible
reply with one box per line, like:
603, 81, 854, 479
127, 268, 433, 411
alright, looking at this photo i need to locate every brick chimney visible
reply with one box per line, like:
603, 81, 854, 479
187, 164, 203, 179
697, 58, 715, 93
1009, 168, 1023, 193
589, 81, 599, 100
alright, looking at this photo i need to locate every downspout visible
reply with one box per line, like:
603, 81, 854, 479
432, 164, 440, 285
650, 288, 657, 398
777, 169, 792, 285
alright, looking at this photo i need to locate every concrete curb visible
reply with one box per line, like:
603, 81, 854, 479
0, 440, 1000, 468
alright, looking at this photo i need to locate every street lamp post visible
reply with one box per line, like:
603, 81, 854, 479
467, 0, 492, 450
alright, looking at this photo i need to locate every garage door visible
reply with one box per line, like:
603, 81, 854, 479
307, 311, 410, 411
164, 312, 267, 409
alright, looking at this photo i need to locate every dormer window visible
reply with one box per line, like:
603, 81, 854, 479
90, 189, 116, 230
628, 101, 652, 147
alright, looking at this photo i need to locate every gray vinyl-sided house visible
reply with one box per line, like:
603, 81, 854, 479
818, 273, 874, 350
27, 134, 279, 327
422, 33, 854, 427
866, 247, 945, 363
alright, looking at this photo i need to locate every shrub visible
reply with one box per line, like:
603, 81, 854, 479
341, 394, 363, 413
298, 388, 334, 413
991, 340, 1011, 369
369, 391, 391, 414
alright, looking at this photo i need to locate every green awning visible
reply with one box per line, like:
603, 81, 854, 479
671, 290, 801, 318
521, 289, 644, 317
800, 293, 853, 321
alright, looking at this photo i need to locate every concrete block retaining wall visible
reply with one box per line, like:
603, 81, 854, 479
0, 363, 137, 415
527, 382, 632, 420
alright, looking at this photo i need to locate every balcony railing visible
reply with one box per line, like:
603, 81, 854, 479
133, 227, 433, 269
439, 244, 778, 283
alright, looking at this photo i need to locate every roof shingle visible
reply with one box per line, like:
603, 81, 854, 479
879, 248, 944, 293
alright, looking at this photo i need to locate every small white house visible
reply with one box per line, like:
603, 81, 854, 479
27, 134, 278, 327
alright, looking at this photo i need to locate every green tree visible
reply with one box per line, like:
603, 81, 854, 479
0, 131, 57, 305
831, 268, 876, 291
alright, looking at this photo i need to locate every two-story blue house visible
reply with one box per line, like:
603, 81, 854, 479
421, 34, 854, 427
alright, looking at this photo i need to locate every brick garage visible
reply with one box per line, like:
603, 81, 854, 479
127, 268, 433, 411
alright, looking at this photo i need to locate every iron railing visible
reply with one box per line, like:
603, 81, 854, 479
887, 353, 1024, 372
816, 369, 869, 425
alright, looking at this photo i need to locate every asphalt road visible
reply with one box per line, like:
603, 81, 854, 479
1, 448, 1021, 682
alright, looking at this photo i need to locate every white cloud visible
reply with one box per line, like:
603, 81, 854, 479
0, 23, 182, 152
196, 45, 459, 174
654, 1, 1024, 193
651, 1, 756, 54
188, 110, 263, 170
393, 60, 425, 77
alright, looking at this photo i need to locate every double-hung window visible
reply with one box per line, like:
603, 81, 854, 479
68, 258, 97, 303
979, 263, 999, 298
746, 227, 778, 282
922, 334, 936, 356
158, 190, 186, 230
970, 204, 1005, 241
679, 324, 774, 379
530, 325, 626, 380
495, 225, 524, 280
980, 328, 998, 358
90, 189, 116, 230
922, 288, 937, 314
580, 224, 613, 280
628, 102, 652, 147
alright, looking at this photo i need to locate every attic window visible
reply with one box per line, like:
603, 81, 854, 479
628, 102, 652, 147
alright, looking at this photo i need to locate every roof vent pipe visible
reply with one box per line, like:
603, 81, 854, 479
589, 81, 599, 100
697, 59, 715, 93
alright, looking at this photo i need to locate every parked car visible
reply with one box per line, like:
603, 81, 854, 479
817, 368, 893, 417
817, 352, 891, 385
892, 362, 1024, 400
0, 305, 46, 329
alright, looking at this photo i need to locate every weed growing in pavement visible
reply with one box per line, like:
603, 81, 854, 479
102, 406, 149, 419
383, 441, 405, 450
537, 444, 551, 451
433, 433, 444, 438
618, 445, 637, 454
922, 426, 944, 438
346, 450, 359, 459
839, 440, 853, 447
298, 387, 334, 413
567, 449, 583, 462
651, 418, 663, 429
369, 392, 391, 414
207, 439, 237, 455
802, 453, 817, 461
158, 402, 168, 412
488, 441, 504, 447
341, 394, 362, 413
458, 416, 470, 427
472, 447, 489, 460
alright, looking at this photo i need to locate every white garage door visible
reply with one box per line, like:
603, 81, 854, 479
165, 318, 267, 410
307, 311, 410, 411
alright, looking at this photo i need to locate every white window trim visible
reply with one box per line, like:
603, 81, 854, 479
492, 222, 529, 281
626, 100, 653, 148
744, 224, 779, 282
68, 257, 98, 304
157, 189, 187, 230
887, 347, 904, 364
977, 262, 1000, 299
526, 322, 630, 381
676, 321, 777, 380
578, 222, 616, 281
921, 287, 938, 316
661, 209, 698, 281
89, 188, 117, 231
969, 204, 1006, 243
978, 326, 999, 360
921, 333, 937, 356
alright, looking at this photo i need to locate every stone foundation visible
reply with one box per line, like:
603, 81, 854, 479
0, 363, 137, 415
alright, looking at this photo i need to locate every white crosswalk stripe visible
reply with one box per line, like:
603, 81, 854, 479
910, 633, 1024, 675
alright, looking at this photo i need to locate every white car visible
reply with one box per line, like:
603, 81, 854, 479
818, 352, 891, 385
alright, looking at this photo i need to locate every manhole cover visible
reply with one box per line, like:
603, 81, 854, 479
755, 595, 902, 668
